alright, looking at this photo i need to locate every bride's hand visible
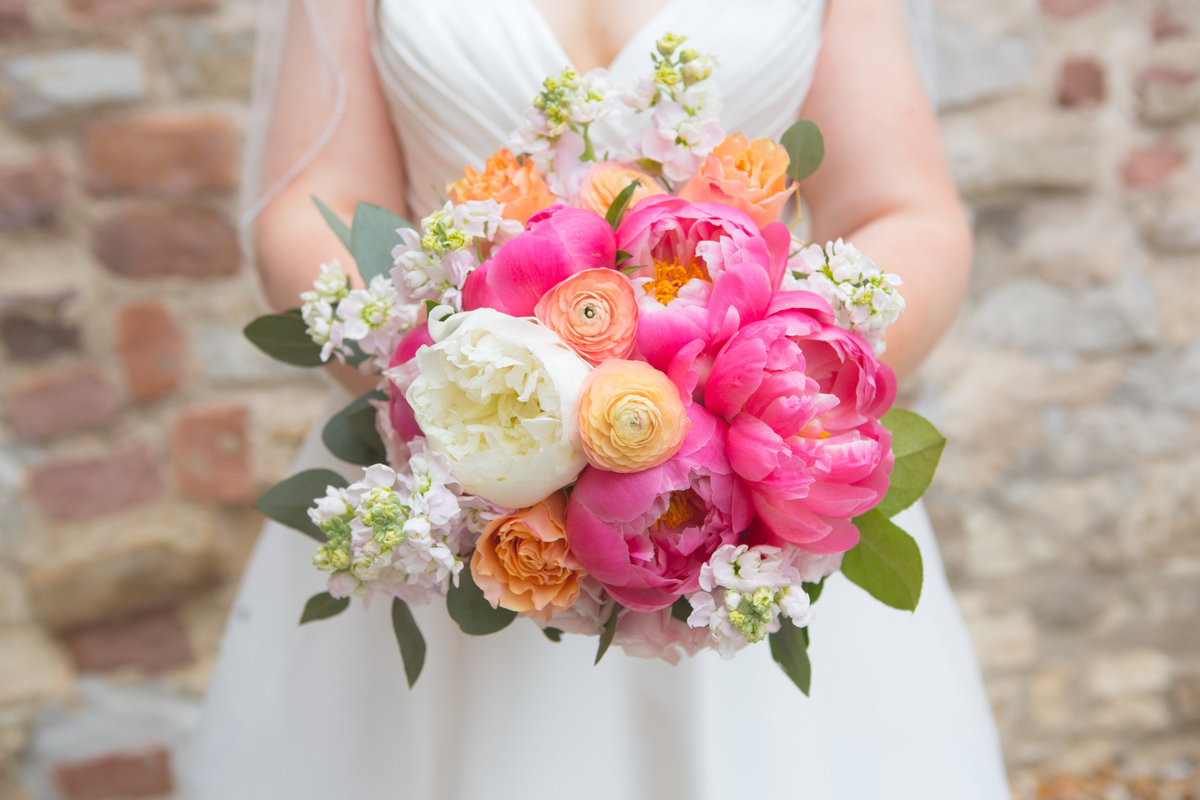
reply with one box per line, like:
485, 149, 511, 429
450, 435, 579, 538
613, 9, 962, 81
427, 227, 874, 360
801, 0, 972, 381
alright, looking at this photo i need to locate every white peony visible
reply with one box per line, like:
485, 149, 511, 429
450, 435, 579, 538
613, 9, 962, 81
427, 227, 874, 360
405, 308, 592, 509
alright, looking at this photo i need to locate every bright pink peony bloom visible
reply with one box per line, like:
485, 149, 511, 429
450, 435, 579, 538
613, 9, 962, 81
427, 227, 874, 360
462, 205, 616, 317
386, 323, 434, 443
704, 290, 897, 553
616, 196, 791, 398
565, 404, 752, 612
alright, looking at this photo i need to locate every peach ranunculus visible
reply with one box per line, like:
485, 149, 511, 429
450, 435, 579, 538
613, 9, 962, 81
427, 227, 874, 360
678, 133, 796, 228
577, 359, 689, 473
447, 148, 556, 224
576, 162, 666, 217
470, 492, 583, 623
534, 268, 639, 365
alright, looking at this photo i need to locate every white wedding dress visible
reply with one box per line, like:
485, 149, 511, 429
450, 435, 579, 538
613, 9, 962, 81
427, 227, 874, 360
184, 1, 1010, 797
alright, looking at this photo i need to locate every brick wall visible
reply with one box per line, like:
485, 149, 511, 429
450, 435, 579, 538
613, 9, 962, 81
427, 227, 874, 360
0, 0, 1197, 798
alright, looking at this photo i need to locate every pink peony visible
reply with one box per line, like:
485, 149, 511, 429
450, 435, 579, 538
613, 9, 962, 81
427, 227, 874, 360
704, 290, 896, 553
565, 404, 752, 612
386, 323, 434, 444
462, 205, 616, 317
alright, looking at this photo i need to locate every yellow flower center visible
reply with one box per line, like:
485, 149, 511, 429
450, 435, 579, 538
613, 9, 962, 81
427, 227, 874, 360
650, 489, 703, 534
645, 256, 711, 305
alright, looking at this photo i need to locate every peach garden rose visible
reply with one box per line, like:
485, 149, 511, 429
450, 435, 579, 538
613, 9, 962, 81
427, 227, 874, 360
470, 492, 583, 622
678, 133, 795, 228
448, 148, 556, 224
576, 162, 666, 216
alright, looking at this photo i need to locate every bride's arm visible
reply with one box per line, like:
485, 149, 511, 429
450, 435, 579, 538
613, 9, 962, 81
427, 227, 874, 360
253, 1, 407, 391
799, 0, 971, 381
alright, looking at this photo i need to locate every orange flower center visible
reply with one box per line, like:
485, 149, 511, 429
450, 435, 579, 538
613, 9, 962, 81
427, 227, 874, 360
650, 489, 704, 534
645, 256, 711, 305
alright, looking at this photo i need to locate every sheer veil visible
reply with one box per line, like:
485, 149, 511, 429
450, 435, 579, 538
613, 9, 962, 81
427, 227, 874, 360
238, 0, 939, 259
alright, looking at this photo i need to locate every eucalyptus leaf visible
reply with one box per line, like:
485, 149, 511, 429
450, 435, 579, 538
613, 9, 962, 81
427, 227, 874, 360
876, 408, 946, 518
243, 313, 324, 367
769, 619, 812, 695
321, 391, 387, 466
255, 468, 349, 542
842, 510, 923, 611
391, 598, 426, 688
313, 197, 353, 251
446, 565, 517, 636
605, 180, 641, 229
351, 202, 410, 284
780, 119, 825, 182
299, 592, 349, 624
594, 606, 620, 665
541, 627, 563, 643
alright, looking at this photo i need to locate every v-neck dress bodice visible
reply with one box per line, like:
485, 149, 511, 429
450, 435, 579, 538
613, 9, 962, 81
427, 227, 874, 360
370, 0, 825, 216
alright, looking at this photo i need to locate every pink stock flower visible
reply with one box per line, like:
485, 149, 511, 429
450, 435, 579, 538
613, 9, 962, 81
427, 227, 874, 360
704, 290, 897, 553
462, 205, 616, 317
565, 404, 752, 612
613, 607, 709, 665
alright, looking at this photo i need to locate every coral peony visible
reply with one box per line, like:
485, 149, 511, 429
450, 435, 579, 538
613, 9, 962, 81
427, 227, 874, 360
470, 492, 584, 622
447, 148, 556, 224
678, 133, 795, 228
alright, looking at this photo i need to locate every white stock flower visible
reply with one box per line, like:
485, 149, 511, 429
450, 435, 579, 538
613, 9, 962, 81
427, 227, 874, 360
299, 261, 352, 362
406, 308, 592, 509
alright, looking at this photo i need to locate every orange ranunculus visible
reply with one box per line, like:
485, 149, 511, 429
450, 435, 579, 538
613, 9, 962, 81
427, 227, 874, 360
534, 268, 639, 365
576, 162, 666, 217
577, 360, 689, 473
470, 492, 583, 623
447, 148, 556, 224
677, 133, 796, 228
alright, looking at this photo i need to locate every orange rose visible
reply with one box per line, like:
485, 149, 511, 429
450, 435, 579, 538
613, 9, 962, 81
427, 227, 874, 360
534, 268, 639, 365
678, 133, 796, 228
470, 492, 583, 622
447, 148, 556, 224
576, 162, 666, 217
577, 359, 689, 473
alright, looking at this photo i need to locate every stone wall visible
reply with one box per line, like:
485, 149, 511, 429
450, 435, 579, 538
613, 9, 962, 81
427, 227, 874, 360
0, 0, 1196, 797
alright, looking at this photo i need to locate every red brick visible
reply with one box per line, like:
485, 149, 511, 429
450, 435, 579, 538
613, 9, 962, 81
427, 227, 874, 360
0, 157, 65, 230
6, 366, 120, 440
54, 746, 173, 800
1122, 142, 1188, 188
63, 609, 193, 673
0, 289, 80, 360
1151, 8, 1187, 39
1040, 0, 1106, 18
1057, 59, 1106, 107
66, 0, 214, 16
172, 406, 253, 504
116, 301, 187, 401
28, 443, 162, 522
81, 116, 236, 196
94, 205, 239, 278
0, 0, 30, 38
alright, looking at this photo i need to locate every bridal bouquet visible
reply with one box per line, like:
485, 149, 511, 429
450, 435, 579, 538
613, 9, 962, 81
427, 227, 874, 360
245, 34, 944, 693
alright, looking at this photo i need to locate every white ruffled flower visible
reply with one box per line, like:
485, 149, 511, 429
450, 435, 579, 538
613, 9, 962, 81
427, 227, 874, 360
686, 544, 814, 659
784, 238, 906, 355
540, 576, 614, 637
405, 308, 593, 509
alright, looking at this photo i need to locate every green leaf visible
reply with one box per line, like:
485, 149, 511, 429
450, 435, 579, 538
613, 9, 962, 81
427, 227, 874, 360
299, 592, 350, 624
803, 577, 826, 604
321, 391, 387, 466
594, 605, 620, 665
243, 312, 324, 367
255, 468, 349, 542
769, 619, 812, 695
670, 596, 692, 624
605, 180, 641, 229
446, 564, 517, 636
781, 119, 825, 182
313, 197, 352, 251
615, 249, 633, 266
842, 509, 924, 611
541, 627, 563, 643
351, 202, 410, 285
391, 598, 426, 688
876, 408, 946, 518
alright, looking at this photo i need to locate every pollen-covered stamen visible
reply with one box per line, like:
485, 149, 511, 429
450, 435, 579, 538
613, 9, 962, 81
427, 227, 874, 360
645, 256, 711, 305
